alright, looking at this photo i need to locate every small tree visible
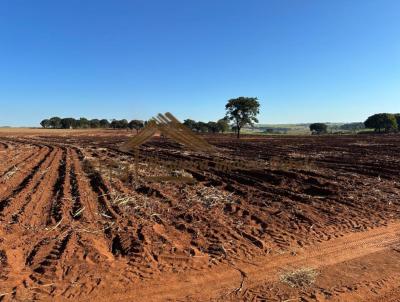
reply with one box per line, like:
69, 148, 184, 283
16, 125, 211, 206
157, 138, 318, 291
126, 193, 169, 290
40, 119, 51, 128
195, 121, 208, 133
364, 113, 398, 132
99, 119, 110, 128
225, 97, 260, 138
119, 119, 129, 129
207, 121, 219, 133
310, 123, 328, 134
183, 119, 197, 131
217, 118, 229, 133
111, 119, 129, 129
110, 119, 118, 129
129, 120, 144, 133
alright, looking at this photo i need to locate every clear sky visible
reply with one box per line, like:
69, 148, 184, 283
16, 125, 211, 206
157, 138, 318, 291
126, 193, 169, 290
0, 0, 399, 126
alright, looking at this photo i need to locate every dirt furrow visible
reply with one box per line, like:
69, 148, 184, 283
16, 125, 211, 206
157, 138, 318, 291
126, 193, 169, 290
0, 146, 53, 213
1, 146, 62, 224
47, 148, 67, 225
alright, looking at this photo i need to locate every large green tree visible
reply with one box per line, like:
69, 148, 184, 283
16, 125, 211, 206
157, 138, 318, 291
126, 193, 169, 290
364, 113, 398, 132
225, 97, 260, 138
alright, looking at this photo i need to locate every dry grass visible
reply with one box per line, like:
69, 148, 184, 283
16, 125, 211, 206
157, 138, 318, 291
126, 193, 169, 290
183, 185, 235, 208
110, 192, 138, 206
2, 166, 20, 181
109, 191, 162, 222
170, 169, 193, 179
280, 267, 319, 288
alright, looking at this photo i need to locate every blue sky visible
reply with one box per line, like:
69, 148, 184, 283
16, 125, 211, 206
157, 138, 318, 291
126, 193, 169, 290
0, 0, 399, 126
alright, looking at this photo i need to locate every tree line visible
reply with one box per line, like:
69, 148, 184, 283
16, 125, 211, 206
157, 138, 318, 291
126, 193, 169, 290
39, 97, 261, 137
40, 97, 262, 138
40, 116, 233, 133
40, 117, 145, 131
41, 105, 400, 137
182, 118, 230, 133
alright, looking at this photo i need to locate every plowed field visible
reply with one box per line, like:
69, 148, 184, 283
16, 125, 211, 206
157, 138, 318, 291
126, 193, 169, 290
0, 130, 399, 301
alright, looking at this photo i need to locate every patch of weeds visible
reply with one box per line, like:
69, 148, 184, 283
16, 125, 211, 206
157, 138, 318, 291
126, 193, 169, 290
280, 267, 319, 288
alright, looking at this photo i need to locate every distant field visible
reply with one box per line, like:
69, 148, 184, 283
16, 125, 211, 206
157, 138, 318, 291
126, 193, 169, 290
0, 125, 375, 137
243, 123, 373, 135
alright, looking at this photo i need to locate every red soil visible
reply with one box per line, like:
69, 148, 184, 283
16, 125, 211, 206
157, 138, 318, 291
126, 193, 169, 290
0, 131, 399, 301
